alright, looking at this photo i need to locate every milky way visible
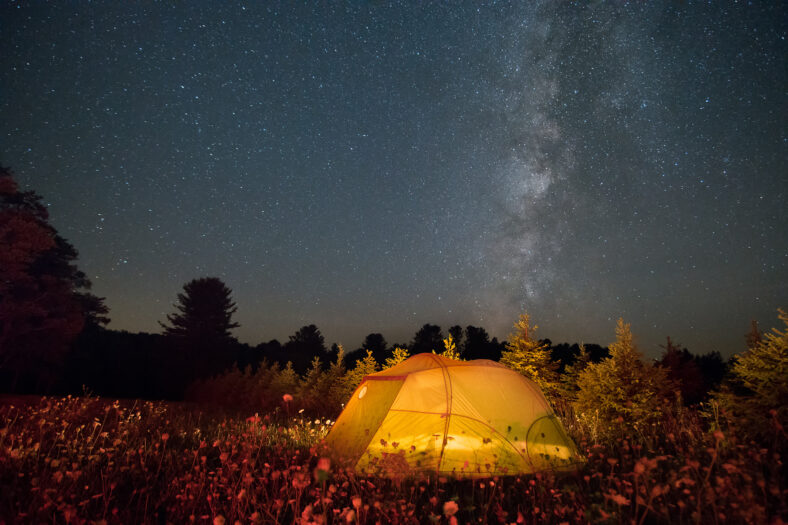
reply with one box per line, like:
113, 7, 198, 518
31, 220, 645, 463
2, 2, 785, 357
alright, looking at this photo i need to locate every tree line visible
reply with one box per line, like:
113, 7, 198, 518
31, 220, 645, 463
2, 166, 784, 447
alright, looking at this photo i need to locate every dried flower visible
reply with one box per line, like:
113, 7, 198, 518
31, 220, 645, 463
443, 500, 459, 516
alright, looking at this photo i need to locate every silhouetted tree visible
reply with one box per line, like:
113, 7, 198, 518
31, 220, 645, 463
284, 324, 327, 374
256, 339, 284, 367
360, 332, 388, 364
160, 277, 240, 393
66, 328, 165, 399
694, 350, 727, 394
0, 167, 108, 392
463, 325, 498, 360
549, 342, 579, 373
658, 337, 706, 405
410, 324, 443, 355
448, 325, 463, 353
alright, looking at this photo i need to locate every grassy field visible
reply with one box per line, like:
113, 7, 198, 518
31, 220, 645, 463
0, 395, 784, 524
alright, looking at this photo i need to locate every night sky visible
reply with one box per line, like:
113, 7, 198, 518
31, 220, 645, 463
2, 2, 785, 358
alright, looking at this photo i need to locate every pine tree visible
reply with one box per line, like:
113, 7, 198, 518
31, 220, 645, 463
383, 346, 410, 369
439, 336, 462, 360
270, 362, 299, 403
558, 344, 592, 403
338, 350, 378, 404
712, 309, 788, 446
574, 319, 670, 433
160, 277, 240, 386
500, 313, 560, 397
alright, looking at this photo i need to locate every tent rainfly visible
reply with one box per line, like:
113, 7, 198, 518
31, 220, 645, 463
324, 353, 582, 478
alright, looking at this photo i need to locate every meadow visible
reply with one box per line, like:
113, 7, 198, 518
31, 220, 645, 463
0, 394, 784, 524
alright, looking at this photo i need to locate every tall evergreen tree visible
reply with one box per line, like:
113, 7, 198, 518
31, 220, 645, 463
284, 324, 327, 375
0, 167, 108, 392
160, 277, 240, 389
500, 313, 560, 397
712, 309, 788, 447
575, 319, 670, 432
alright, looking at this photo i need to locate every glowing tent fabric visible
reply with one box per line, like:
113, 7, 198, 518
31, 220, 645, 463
324, 353, 582, 478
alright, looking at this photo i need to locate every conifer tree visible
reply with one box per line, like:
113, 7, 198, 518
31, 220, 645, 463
383, 346, 410, 369
558, 344, 592, 403
270, 362, 299, 402
160, 277, 240, 388
574, 319, 670, 432
712, 309, 788, 447
439, 336, 462, 360
339, 350, 378, 403
500, 313, 560, 397
297, 356, 327, 412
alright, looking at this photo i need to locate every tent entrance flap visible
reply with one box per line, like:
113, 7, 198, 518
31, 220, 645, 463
324, 378, 404, 463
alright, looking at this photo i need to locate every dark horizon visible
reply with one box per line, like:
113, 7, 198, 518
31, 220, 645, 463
2, 2, 785, 359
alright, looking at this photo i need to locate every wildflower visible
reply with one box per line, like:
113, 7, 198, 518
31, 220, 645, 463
161, 433, 169, 442
443, 500, 459, 516
213, 516, 226, 525
344, 509, 356, 523
283, 394, 294, 403
352, 496, 362, 509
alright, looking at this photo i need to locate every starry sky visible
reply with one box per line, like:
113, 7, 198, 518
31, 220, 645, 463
2, 2, 786, 358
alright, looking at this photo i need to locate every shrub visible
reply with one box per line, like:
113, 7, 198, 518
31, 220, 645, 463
500, 313, 560, 398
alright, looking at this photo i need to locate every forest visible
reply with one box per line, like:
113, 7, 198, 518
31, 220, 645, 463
1, 166, 786, 522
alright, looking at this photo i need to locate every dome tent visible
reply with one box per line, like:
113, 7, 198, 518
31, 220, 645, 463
324, 353, 582, 478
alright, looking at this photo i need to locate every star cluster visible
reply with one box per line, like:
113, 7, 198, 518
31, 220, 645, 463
2, 2, 785, 357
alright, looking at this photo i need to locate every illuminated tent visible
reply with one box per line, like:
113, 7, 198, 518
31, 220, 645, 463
324, 353, 582, 478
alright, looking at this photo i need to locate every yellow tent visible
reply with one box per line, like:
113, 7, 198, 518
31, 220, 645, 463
324, 353, 582, 478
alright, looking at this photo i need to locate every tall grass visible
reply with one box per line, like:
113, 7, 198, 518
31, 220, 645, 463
0, 395, 785, 523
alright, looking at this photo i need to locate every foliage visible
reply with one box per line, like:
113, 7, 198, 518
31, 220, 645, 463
338, 350, 379, 403
0, 167, 108, 392
463, 325, 504, 361
410, 323, 444, 355
574, 319, 672, 435
500, 313, 560, 398
658, 337, 707, 405
284, 324, 328, 375
1, 394, 784, 523
383, 347, 410, 369
160, 277, 240, 390
711, 309, 788, 448
359, 333, 388, 364
557, 344, 592, 404
438, 336, 462, 360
